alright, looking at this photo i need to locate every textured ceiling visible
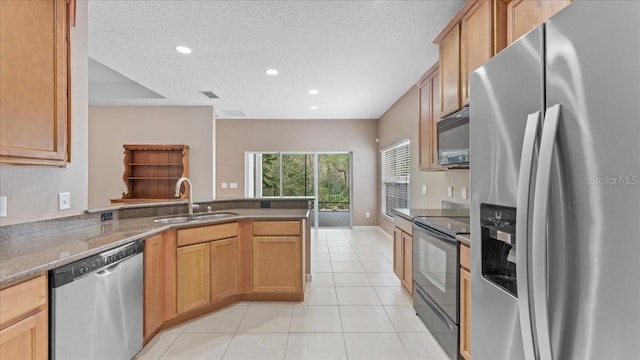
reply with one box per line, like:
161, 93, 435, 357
88, 0, 464, 119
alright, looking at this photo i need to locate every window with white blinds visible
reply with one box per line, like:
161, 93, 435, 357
381, 140, 410, 218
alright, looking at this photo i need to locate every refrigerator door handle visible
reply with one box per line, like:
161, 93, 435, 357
532, 104, 562, 360
516, 111, 542, 360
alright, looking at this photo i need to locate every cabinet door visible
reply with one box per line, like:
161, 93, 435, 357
393, 228, 403, 279
460, 267, 472, 360
0, 310, 47, 360
439, 23, 461, 117
176, 243, 211, 314
253, 236, 301, 293
461, 0, 494, 106
210, 237, 239, 300
419, 81, 431, 170
0, 0, 69, 166
507, 0, 571, 45
429, 70, 443, 169
144, 234, 164, 340
401, 233, 413, 294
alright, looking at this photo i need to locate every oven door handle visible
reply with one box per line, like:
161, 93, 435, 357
413, 224, 459, 245
515, 111, 541, 360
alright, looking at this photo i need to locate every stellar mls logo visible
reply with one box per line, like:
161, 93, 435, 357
589, 175, 639, 185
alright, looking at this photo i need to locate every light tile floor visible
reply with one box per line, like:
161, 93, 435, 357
135, 227, 449, 360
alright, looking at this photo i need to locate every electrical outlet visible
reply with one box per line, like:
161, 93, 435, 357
462, 187, 468, 199
58, 192, 71, 210
447, 186, 453, 198
221, 182, 228, 189
422, 185, 427, 195
0, 196, 7, 217
365, 212, 370, 218
230, 182, 238, 189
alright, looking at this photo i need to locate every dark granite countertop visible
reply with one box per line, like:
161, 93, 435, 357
0, 208, 309, 288
393, 208, 470, 221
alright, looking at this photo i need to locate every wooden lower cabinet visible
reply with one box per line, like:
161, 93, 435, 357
252, 236, 301, 293
0, 275, 48, 360
401, 232, 413, 293
176, 243, 211, 314
0, 311, 47, 360
393, 228, 403, 278
210, 237, 239, 300
392, 225, 414, 295
144, 234, 165, 340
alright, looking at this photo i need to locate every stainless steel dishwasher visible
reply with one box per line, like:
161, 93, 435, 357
49, 240, 144, 360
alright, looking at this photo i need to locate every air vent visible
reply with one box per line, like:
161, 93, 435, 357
199, 91, 219, 99
222, 110, 246, 117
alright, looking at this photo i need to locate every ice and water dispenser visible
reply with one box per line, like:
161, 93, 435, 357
481, 204, 518, 297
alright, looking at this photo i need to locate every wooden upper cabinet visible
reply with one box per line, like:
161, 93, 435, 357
0, 0, 71, 166
435, 0, 507, 113
438, 24, 461, 117
506, 0, 572, 45
461, 0, 507, 105
418, 64, 444, 171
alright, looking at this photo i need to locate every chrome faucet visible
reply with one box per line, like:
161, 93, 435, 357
175, 177, 199, 215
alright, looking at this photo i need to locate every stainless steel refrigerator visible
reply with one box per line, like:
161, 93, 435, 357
469, 2, 640, 359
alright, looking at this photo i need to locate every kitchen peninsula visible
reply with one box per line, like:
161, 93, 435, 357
0, 198, 311, 354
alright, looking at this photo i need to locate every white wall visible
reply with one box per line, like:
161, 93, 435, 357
378, 85, 470, 234
0, 2, 89, 226
88, 106, 215, 208
216, 118, 379, 226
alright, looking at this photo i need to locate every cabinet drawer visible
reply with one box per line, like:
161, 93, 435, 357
177, 222, 238, 247
460, 243, 470, 271
0, 275, 47, 329
253, 221, 300, 236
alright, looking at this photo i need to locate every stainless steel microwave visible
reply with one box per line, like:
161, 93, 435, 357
437, 107, 469, 167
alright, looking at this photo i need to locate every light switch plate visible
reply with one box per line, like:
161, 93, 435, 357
447, 186, 453, 198
221, 182, 228, 189
365, 212, 370, 218
230, 182, 238, 189
422, 185, 427, 195
58, 192, 71, 210
0, 196, 7, 217
462, 187, 468, 199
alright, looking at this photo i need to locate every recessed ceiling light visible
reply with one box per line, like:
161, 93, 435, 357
310, 106, 318, 110
265, 68, 279, 76
308, 89, 319, 95
175, 45, 192, 54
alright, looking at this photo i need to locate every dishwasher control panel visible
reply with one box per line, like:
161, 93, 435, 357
50, 240, 143, 288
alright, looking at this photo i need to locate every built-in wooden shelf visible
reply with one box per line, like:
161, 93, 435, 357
111, 144, 189, 203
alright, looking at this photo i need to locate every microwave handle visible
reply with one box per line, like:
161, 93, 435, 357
515, 111, 541, 360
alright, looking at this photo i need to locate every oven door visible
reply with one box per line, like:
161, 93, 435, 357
412, 223, 459, 323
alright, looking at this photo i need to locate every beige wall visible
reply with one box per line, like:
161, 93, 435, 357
378, 85, 470, 234
0, 2, 89, 226
216, 118, 378, 226
88, 106, 215, 208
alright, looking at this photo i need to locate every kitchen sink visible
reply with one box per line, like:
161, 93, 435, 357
153, 212, 239, 224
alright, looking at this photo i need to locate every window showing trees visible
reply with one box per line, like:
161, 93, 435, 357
282, 154, 314, 197
246, 152, 350, 212
318, 154, 350, 211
